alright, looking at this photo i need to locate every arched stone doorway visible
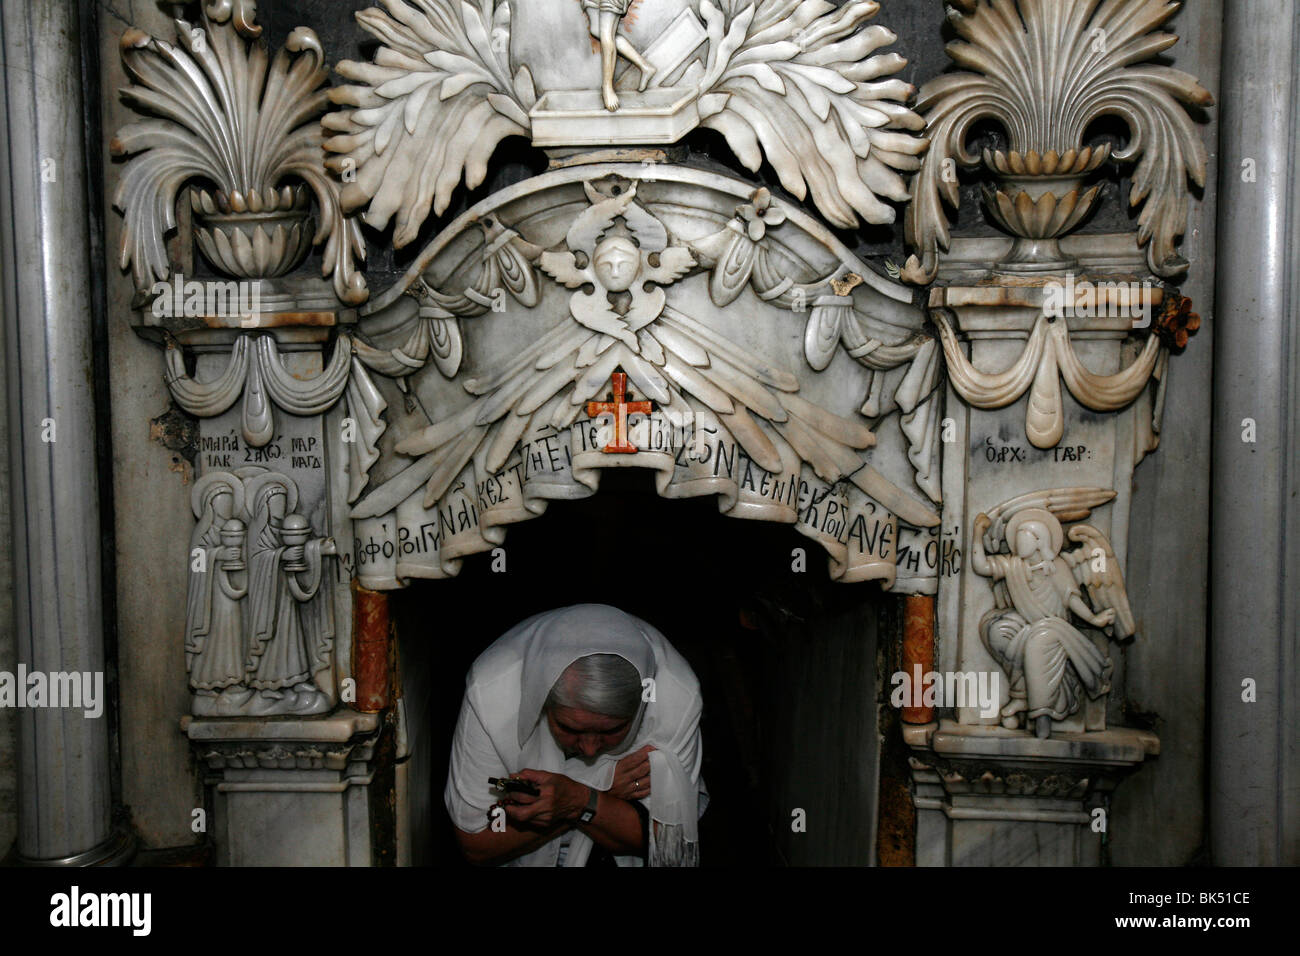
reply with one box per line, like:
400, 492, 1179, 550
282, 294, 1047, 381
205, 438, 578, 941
394, 469, 892, 865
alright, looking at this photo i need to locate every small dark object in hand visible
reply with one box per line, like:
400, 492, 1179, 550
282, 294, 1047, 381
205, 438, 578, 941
489, 776, 540, 797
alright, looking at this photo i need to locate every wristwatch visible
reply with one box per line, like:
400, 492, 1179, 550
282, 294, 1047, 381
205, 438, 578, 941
578, 785, 599, 824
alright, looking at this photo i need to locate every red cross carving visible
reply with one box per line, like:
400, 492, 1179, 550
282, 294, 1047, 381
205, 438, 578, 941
587, 371, 653, 453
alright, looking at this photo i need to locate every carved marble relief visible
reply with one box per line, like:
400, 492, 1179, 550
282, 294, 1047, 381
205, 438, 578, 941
107, 0, 1214, 867
347, 165, 943, 589
112, 4, 367, 304
934, 301, 1161, 450
901, 0, 1213, 284
324, 0, 927, 241
186, 468, 338, 716
897, 0, 1209, 866
970, 487, 1134, 738
109, 0, 1210, 687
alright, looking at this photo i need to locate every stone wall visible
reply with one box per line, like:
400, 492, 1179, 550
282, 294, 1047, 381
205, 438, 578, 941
96, 0, 205, 850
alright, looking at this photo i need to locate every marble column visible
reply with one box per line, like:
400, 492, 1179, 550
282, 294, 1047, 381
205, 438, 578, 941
1211, 0, 1300, 866
0, 0, 131, 863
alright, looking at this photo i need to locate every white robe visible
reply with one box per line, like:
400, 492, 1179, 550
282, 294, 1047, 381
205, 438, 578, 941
445, 604, 708, 866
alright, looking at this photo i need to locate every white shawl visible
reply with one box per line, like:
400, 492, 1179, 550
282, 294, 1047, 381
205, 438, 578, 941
445, 604, 707, 866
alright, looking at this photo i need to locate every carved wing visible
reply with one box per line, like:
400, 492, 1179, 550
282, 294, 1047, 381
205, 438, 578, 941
696, 0, 927, 229
642, 247, 698, 287
649, 304, 939, 528
538, 250, 594, 289
982, 487, 1116, 555
325, 0, 537, 248
1063, 525, 1137, 640
351, 320, 603, 516
353, 302, 941, 529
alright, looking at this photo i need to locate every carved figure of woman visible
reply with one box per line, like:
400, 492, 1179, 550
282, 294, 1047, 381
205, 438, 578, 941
971, 508, 1115, 738
185, 475, 250, 716
583, 0, 655, 111
245, 481, 335, 716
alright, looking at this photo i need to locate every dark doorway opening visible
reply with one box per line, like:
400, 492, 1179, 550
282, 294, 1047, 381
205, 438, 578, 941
393, 469, 893, 865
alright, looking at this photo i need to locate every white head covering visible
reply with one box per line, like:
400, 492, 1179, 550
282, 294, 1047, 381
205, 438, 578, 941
515, 603, 656, 749
447, 604, 706, 866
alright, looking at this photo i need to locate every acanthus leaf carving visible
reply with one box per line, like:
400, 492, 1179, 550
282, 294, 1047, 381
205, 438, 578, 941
325, 0, 927, 246
113, 8, 368, 304
901, 0, 1213, 284
695, 0, 928, 229
325, 0, 535, 247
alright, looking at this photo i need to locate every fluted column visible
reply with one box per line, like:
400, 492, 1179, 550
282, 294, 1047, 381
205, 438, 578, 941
1211, 0, 1300, 866
0, 0, 131, 863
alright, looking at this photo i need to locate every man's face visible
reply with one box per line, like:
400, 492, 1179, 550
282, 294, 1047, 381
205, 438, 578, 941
546, 705, 633, 760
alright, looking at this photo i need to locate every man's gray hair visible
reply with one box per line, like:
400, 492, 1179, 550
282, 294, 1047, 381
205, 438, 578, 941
545, 653, 642, 719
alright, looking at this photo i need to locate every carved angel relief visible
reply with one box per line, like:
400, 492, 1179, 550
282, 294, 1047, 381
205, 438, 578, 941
339, 165, 950, 589
355, 175, 934, 530
970, 488, 1136, 738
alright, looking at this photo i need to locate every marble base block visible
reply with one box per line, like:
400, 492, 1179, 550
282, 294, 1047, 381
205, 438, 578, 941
183, 711, 386, 866
906, 719, 1159, 866
529, 89, 700, 146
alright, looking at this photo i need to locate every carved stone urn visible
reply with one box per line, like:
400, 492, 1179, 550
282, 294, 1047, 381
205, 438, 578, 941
901, 0, 1212, 285
112, 11, 368, 304
190, 183, 315, 279
981, 144, 1110, 272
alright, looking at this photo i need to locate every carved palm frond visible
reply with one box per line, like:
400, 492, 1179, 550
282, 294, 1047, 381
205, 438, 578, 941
697, 0, 927, 228
113, 15, 367, 303
902, 0, 1212, 284
325, 0, 536, 248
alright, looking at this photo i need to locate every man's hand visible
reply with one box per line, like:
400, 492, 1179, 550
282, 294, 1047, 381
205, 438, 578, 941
608, 744, 654, 801
502, 770, 588, 829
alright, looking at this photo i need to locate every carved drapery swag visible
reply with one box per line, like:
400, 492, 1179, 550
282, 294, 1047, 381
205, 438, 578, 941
111, 0, 1209, 729
347, 166, 944, 589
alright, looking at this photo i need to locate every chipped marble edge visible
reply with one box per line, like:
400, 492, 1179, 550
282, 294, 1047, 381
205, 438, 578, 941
181, 710, 382, 743
905, 718, 1160, 765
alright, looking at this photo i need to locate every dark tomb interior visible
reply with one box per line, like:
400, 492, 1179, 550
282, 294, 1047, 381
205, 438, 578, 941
394, 469, 893, 866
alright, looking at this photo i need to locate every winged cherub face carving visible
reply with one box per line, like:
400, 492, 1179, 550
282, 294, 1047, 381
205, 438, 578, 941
592, 236, 640, 292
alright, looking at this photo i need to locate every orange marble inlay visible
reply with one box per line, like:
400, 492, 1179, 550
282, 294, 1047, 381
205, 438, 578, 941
587, 371, 653, 453
902, 594, 935, 725
351, 580, 392, 714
